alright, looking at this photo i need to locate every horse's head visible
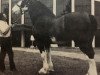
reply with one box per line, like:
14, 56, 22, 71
12, 0, 30, 14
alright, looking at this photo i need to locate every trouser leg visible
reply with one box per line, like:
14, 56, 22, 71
6, 40, 16, 71
2, 37, 16, 71
0, 49, 6, 72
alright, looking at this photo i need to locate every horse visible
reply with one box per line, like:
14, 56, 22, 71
12, 0, 98, 75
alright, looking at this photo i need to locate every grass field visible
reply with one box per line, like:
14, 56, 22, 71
1, 47, 100, 75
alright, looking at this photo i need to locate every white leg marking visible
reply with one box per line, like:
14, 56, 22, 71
87, 59, 97, 75
47, 50, 54, 71
39, 51, 49, 74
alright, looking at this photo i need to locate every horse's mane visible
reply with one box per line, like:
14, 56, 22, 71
28, 0, 55, 17
27, 0, 55, 25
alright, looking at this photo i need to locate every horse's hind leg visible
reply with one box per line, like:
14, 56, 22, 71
79, 45, 97, 75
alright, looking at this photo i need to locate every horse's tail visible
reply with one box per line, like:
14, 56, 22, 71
89, 15, 98, 31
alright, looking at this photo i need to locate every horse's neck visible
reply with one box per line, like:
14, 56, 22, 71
28, 1, 55, 24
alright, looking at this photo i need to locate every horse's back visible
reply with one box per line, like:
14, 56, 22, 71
64, 12, 95, 30
60, 12, 97, 46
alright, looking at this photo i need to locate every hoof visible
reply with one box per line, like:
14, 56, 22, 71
48, 63, 54, 72
48, 67, 54, 71
38, 68, 49, 74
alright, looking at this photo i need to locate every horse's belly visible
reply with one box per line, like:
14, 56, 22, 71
55, 30, 90, 43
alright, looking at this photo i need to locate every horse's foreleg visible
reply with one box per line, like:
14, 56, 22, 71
39, 51, 49, 74
86, 59, 97, 75
47, 49, 54, 71
42, 51, 49, 70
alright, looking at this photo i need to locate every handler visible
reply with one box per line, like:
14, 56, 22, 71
0, 13, 16, 72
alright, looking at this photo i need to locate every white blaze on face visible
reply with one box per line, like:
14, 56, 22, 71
12, 0, 22, 14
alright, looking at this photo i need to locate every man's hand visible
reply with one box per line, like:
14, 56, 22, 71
3, 25, 11, 35
3, 24, 16, 35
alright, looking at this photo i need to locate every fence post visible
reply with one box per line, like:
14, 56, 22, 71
0, 0, 2, 13
53, 0, 57, 15
71, 0, 75, 12
21, 12, 25, 47
9, 0, 11, 26
71, 0, 75, 47
52, 0, 58, 47
91, 0, 95, 47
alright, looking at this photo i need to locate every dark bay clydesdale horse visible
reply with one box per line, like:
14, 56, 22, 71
12, 0, 97, 75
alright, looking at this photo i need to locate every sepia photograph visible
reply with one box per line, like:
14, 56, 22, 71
0, 0, 100, 75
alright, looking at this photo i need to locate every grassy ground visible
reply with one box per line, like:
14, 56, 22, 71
1, 47, 100, 75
